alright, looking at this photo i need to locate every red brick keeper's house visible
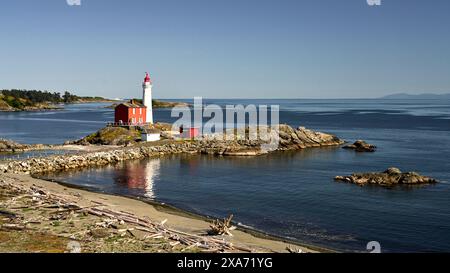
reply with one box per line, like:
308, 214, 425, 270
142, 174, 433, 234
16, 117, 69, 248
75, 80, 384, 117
114, 100, 147, 125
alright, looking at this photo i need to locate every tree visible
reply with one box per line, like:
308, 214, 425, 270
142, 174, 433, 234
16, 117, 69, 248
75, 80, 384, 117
63, 91, 72, 103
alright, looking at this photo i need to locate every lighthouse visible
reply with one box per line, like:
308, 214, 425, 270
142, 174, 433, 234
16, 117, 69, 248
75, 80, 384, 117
142, 72, 153, 124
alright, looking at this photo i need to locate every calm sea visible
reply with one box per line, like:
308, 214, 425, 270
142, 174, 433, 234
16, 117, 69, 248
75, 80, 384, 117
1, 99, 450, 252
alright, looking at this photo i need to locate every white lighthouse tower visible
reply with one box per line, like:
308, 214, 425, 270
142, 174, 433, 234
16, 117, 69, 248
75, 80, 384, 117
142, 72, 153, 124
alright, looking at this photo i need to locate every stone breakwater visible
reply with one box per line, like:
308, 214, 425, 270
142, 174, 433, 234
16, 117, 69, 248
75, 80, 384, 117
0, 126, 344, 175
0, 142, 198, 175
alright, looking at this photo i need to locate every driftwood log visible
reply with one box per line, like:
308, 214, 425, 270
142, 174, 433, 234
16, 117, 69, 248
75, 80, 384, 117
208, 214, 236, 236
286, 245, 303, 253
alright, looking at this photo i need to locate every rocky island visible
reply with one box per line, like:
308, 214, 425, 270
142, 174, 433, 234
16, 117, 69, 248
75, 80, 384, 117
0, 124, 343, 174
152, 99, 190, 109
335, 167, 438, 187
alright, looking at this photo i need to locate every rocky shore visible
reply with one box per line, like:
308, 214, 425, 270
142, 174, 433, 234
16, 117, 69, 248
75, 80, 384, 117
0, 125, 343, 175
201, 125, 343, 156
277, 125, 343, 150
0, 102, 62, 112
0, 90, 112, 112
67, 127, 142, 146
152, 99, 191, 109
0, 139, 50, 153
334, 167, 438, 187
67, 123, 174, 146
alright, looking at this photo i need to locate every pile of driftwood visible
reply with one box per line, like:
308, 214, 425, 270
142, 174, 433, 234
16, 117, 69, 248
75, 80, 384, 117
84, 208, 252, 252
209, 214, 236, 236
0, 178, 254, 253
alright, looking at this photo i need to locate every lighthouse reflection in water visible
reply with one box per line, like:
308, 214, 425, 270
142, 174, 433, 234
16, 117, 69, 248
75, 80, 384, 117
42, 155, 200, 202
112, 159, 161, 199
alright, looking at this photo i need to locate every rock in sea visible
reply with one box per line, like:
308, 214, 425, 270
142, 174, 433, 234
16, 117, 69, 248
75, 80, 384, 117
343, 140, 376, 152
334, 168, 437, 187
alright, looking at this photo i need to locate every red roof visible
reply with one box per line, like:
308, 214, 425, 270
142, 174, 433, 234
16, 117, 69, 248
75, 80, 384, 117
144, 72, 151, 83
116, 100, 146, 108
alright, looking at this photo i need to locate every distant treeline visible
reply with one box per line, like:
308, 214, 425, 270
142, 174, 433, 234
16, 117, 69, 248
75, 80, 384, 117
0, 89, 105, 109
0, 89, 109, 110
1, 89, 62, 103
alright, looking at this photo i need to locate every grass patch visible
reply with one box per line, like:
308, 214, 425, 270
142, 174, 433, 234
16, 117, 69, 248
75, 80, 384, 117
51, 221, 61, 227
0, 230, 69, 253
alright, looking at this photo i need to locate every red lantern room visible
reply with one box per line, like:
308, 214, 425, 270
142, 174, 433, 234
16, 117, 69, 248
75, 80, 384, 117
144, 72, 151, 84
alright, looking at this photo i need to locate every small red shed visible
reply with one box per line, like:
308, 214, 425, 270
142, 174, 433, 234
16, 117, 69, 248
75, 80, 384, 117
114, 100, 147, 125
180, 126, 200, 139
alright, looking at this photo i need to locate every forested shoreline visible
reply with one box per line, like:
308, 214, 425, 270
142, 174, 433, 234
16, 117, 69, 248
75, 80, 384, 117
0, 89, 109, 111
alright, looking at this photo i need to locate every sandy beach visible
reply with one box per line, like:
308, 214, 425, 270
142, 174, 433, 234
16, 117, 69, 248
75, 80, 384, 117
0, 173, 321, 253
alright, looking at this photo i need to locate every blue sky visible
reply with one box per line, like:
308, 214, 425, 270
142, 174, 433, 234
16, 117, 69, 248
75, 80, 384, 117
0, 0, 449, 99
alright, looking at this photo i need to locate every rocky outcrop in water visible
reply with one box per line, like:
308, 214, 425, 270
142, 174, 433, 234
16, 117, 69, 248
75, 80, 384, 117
200, 125, 343, 156
278, 125, 343, 150
334, 167, 438, 187
343, 140, 376, 152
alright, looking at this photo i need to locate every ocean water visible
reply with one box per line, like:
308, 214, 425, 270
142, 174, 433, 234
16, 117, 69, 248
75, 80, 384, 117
1, 99, 450, 252
0, 103, 111, 144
